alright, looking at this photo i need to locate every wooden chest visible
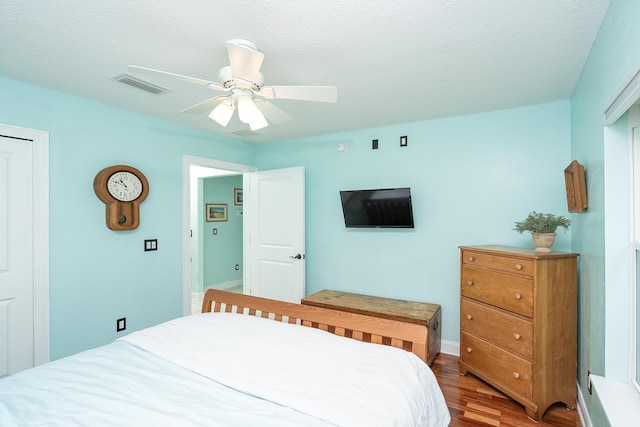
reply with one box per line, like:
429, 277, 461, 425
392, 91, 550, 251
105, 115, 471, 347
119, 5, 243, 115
459, 245, 578, 421
301, 290, 441, 365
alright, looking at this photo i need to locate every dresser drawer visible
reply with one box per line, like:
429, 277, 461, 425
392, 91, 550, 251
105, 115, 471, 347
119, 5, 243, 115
461, 250, 533, 277
461, 266, 533, 317
461, 331, 532, 400
460, 298, 532, 359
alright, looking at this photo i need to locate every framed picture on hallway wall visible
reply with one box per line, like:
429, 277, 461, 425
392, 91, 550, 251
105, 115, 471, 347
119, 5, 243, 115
234, 188, 243, 205
206, 203, 228, 222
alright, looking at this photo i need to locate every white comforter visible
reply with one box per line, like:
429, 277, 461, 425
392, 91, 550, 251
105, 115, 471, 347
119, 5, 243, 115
121, 312, 451, 427
0, 340, 331, 426
0, 312, 450, 426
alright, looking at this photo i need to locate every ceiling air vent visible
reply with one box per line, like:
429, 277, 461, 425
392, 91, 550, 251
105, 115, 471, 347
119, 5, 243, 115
112, 73, 170, 95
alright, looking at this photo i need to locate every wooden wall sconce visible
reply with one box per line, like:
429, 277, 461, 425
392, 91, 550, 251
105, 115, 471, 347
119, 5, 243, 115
564, 160, 587, 213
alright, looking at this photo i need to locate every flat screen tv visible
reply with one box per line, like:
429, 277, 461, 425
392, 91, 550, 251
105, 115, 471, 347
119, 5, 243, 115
339, 187, 414, 228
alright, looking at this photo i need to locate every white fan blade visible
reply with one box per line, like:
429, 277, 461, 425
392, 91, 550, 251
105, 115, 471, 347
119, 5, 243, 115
180, 96, 228, 114
259, 86, 337, 103
253, 99, 292, 124
128, 66, 226, 91
225, 40, 264, 83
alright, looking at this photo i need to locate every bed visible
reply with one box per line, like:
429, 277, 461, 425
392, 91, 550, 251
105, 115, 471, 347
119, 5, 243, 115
0, 289, 451, 426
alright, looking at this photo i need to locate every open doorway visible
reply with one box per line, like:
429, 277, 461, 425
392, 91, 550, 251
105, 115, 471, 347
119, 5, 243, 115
182, 155, 256, 315
190, 167, 242, 313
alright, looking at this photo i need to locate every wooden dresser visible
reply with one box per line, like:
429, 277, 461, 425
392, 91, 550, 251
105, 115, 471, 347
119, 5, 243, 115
458, 245, 578, 421
301, 290, 441, 365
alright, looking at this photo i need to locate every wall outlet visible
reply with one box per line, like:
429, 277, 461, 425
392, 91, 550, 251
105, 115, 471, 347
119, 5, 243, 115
372, 139, 379, 149
235, 264, 240, 270
400, 135, 408, 147
116, 317, 126, 332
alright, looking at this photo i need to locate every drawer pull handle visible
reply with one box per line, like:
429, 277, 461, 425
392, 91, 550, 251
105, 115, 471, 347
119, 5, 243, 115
514, 293, 522, 300
466, 347, 473, 353
466, 314, 473, 320
513, 372, 520, 379
515, 263, 522, 270
514, 333, 521, 340
466, 280, 473, 286
468, 256, 475, 262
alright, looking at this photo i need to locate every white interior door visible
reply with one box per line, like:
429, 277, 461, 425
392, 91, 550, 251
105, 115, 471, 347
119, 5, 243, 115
0, 135, 35, 376
246, 166, 305, 303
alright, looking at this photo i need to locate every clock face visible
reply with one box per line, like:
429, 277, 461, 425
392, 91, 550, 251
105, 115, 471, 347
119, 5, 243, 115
106, 171, 144, 202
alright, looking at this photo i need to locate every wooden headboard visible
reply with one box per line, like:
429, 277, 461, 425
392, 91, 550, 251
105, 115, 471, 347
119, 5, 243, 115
201, 289, 429, 363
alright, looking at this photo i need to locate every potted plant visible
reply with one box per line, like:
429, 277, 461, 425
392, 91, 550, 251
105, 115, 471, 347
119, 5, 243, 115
513, 211, 571, 252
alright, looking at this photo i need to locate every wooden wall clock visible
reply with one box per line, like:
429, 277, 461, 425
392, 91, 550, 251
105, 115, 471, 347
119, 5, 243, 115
93, 165, 149, 230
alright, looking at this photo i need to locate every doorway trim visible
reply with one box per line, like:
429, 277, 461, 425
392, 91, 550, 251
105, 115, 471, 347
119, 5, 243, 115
182, 155, 256, 314
0, 123, 49, 365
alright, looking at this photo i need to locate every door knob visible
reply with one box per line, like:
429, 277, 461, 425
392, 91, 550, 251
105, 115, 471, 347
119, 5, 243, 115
289, 254, 303, 259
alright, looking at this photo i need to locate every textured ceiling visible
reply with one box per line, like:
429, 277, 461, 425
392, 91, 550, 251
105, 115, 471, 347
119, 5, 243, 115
1, 0, 611, 144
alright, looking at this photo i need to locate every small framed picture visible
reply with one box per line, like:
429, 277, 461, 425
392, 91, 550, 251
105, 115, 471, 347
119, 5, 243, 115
205, 203, 228, 222
234, 188, 243, 205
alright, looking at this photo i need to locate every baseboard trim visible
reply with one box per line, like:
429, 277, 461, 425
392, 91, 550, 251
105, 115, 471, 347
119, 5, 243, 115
205, 279, 243, 291
576, 382, 592, 427
441, 339, 460, 357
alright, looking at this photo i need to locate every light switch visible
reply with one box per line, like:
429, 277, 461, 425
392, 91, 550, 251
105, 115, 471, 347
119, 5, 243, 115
144, 239, 158, 251
116, 317, 126, 332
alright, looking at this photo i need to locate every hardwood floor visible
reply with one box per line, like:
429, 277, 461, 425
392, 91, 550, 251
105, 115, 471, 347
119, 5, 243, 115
432, 353, 581, 426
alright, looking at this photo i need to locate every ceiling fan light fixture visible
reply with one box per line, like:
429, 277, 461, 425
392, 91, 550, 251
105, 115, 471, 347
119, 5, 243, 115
248, 114, 268, 131
208, 99, 235, 127
131, 39, 336, 134
237, 96, 268, 131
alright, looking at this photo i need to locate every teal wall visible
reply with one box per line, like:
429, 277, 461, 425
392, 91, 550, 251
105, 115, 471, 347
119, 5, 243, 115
570, 0, 640, 424
202, 175, 243, 287
257, 101, 572, 342
1, 69, 570, 359
0, 76, 255, 359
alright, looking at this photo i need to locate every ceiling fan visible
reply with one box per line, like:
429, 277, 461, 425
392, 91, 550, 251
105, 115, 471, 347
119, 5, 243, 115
129, 39, 337, 131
